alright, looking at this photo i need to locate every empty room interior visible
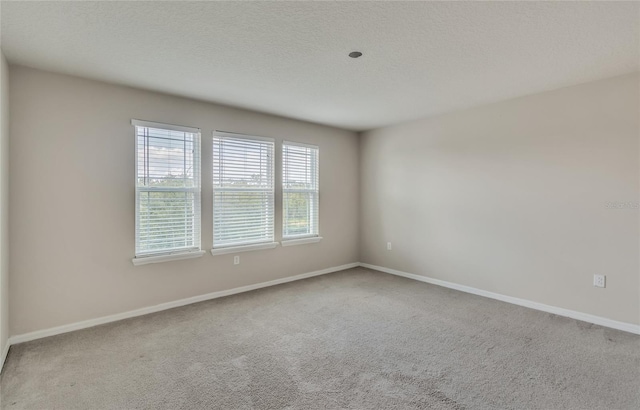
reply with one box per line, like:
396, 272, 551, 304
0, 1, 639, 409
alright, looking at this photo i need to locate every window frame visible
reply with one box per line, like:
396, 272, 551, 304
211, 131, 277, 253
282, 140, 320, 243
132, 119, 203, 265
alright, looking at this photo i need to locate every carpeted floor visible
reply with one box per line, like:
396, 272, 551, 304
1, 267, 639, 409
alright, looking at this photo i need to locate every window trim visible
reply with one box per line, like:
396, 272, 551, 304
282, 140, 320, 241
131, 119, 200, 134
132, 250, 206, 266
210, 241, 279, 256
132, 119, 202, 263
281, 236, 323, 247
212, 131, 276, 250
282, 140, 319, 150
214, 130, 275, 142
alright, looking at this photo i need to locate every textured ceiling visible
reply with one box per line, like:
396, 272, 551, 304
1, 1, 639, 131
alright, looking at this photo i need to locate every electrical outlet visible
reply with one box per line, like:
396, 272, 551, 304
234, 256, 240, 265
593, 274, 606, 288
387, 242, 392, 251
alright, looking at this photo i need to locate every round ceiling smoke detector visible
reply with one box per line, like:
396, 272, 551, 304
349, 51, 363, 58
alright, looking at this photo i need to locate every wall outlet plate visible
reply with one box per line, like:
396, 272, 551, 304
593, 274, 606, 288
387, 242, 392, 251
234, 256, 240, 265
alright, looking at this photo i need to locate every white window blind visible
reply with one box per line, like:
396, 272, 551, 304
283, 141, 319, 239
213, 133, 275, 248
134, 120, 201, 258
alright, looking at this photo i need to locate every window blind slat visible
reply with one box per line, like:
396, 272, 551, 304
283, 143, 319, 239
135, 124, 201, 257
213, 135, 275, 248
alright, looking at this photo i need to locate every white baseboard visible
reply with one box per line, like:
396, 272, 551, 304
0, 341, 9, 374
359, 263, 640, 335
8, 261, 638, 348
8, 262, 359, 345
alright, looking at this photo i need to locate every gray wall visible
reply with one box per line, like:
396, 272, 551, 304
7, 64, 639, 337
9, 66, 359, 336
360, 73, 640, 325
0, 51, 9, 359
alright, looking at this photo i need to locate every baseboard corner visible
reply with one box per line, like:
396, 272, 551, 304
357, 262, 640, 335
8, 261, 360, 345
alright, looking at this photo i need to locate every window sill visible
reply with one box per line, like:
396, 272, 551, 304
210, 242, 278, 256
281, 236, 323, 247
132, 250, 206, 266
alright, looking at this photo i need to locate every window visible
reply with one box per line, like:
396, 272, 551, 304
133, 120, 202, 261
212, 132, 275, 251
282, 141, 319, 240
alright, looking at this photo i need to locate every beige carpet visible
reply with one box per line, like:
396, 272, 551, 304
1, 267, 639, 409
